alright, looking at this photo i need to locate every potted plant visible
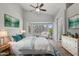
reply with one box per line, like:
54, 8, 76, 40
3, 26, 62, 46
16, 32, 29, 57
48, 29, 53, 39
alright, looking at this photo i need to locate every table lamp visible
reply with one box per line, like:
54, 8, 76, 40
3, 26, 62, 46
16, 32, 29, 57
0, 30, 8, 45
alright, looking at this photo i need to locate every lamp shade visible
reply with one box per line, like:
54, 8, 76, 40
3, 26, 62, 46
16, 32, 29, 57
0, 30, 8, 37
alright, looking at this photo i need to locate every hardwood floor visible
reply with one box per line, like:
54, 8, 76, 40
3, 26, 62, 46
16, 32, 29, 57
48, 39, 72, 56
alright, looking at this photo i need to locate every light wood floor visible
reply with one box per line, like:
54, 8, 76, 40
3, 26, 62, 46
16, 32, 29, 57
48, 39, 72, 56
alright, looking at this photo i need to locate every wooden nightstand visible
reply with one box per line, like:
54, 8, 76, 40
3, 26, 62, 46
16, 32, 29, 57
0, 43, 10, 56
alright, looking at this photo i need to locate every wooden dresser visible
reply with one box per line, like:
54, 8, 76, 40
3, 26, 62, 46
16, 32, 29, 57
0, 43, 10, 56
62, 35, 79, 56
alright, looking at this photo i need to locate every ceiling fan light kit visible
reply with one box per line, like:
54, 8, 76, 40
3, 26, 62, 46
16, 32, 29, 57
30, 3, 46, 13
35, 8, 40, 12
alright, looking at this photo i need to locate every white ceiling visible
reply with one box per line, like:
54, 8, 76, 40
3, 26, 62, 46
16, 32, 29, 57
20, 3, 65, 16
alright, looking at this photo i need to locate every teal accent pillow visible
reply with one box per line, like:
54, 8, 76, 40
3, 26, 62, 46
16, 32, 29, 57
19, 34, 25, 39
12, 35, 22, 42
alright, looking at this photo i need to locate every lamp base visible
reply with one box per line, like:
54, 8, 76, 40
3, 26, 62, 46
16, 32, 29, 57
0, 38, 4, 45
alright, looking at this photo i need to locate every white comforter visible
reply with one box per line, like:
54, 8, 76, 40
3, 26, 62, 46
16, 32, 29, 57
9, 36, 53, 55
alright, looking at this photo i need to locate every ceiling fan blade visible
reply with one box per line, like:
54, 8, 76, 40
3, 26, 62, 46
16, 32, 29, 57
40, 9, 46, 11
30, 5, 36, 8
40, 3, 44, 7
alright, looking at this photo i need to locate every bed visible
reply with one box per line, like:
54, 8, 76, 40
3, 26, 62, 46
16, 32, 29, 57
9, 36, 61, 56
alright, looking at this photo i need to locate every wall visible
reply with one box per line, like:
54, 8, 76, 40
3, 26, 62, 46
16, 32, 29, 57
67, 3, 79, 34
53, 4, 66, 41
0, 3, 23, 35
23, 11, 54, 35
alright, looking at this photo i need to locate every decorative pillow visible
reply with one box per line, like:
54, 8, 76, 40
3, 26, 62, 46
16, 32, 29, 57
19, 34, 25, 39
22, 34, 25, 38
12, 35, 22, 42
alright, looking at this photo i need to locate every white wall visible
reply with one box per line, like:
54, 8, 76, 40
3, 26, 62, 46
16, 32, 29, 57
23, 11, 54, 35
67, 3, 79, 34
0, 3, 23, 35
53, 4, 66, 41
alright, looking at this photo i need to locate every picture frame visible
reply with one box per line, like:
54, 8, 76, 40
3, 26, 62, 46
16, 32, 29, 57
68, 14, 79, 29
4, 14, 20, 28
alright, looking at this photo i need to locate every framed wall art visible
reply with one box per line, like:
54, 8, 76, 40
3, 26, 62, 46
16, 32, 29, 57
4, 14, 20, 28
68, 14, 79, 28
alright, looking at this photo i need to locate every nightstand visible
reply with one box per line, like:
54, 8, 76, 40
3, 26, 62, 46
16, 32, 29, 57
0, 43, 10, 56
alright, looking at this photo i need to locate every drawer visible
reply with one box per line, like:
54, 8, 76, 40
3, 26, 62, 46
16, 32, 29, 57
0, 44, 10, 52
70, 49, 78, 56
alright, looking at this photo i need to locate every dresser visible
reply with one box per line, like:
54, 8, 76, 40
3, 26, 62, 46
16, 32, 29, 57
61, 35, 79, 56
0, 36, 11, 56
0, 43, 10, 56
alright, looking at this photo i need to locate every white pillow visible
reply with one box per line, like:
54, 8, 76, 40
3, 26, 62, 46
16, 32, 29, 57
9, 36, 15, 42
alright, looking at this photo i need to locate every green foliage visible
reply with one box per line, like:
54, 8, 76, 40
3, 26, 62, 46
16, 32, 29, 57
48, 29, 53, 36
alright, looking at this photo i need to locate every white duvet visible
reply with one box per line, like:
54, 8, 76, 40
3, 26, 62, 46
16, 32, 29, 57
9, 36, 53, 55
34, 37, 52, 51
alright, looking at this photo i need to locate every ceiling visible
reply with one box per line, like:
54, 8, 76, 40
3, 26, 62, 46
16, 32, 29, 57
20, 3, 65, 16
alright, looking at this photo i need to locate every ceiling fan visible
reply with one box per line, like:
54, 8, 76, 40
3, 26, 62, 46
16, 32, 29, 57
30, 3, 46, 12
